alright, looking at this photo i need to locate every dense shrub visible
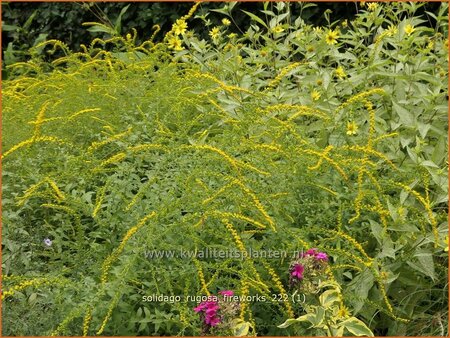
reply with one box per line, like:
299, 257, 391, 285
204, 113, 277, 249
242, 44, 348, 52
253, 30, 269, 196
2, 2, 448, 336
2, 2, 441, 69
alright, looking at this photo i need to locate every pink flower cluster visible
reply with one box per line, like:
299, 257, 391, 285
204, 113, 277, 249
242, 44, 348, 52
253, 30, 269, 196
194, 290, 234, 327
302, 248, 328, 261
291, 263, 304, 280
291, 248, 328, 281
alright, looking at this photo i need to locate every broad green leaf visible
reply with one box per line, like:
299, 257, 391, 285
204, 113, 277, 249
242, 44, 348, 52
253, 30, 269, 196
420, 160, 439, 169
331, 324, 345, 336
278, 318, 300, 329
392, 101, 414, 125
2, 24, 19, 32
406, 146, 418, 164
347, 269, 374, 313
341, 317, 374, 336
311, 306, 326, 327
232, 320, 250, 336
278, 313, 317, 328
115, 4, 130, 34
86, 25, 116, 35
431, 137, 446, 165
319, 289, 340, 308
408, 250, 435, 280
379, 237, 396, 259
241, 10, 268, 29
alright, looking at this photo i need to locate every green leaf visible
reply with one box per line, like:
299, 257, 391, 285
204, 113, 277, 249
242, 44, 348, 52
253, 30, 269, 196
278, 313, 317, 328
420, 160, 439, 169
86, 25, 116, 35
406, 146, 418, 164
379, 237, 396, 259
431, 137, 446, 165
23, 10, 38, 31
392, 101, 414, 126
115, 4, 130, 34
241, 10, 268, 29
341, 317, 374, 336
2, 24, 19, 32
347, 269, 374, 313
3, 42, 18, 66
28, 292, 38, 305
408, 250, 435, 280
232, 320, 250, 336
319, 289, 340, 308
331, 324, 345, 336
311, 306, 326, 327
278, 318, 300, 329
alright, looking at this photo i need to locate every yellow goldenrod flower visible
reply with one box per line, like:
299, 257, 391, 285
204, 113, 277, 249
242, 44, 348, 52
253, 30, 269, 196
272, 25, 284, 34
335, 66, 346, 79
311, 90, 321, 101
228, 33, 237, 39
346, 121, 358, 135
341, 19, 348, 28
167, 36, 184, 51
209, 26, 221, 40
325, 29, 339, 45
82, 307, 92, 337
172, 19, 187, 36
181, 2, 201, 21
263, 262, 294, 318
222, 18, 231, 26
397, 206, 406, 220
367, 2, 378, 11
404, 24, 415, 36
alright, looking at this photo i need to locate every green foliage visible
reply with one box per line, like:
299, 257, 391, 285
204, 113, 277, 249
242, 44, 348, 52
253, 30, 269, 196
2, 2, 441, 70
279, 281, 374, 336
2, 2, 448, 336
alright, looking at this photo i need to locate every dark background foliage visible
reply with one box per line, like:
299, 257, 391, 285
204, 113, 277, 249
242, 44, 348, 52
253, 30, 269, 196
1, 1, 440, 65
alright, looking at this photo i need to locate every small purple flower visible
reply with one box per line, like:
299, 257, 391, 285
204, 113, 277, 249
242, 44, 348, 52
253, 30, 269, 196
315, 252, 328, 261
291, 263, 304, 280
43, 238, 52, 247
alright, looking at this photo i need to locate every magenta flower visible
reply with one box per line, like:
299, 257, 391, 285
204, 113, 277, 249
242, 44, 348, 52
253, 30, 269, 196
205, 314, 221, 326
304, 248, 318, 256
291, 263, 304, 280
205, 305, 219, 315
194, 290, 236, 328
194, 298, 222, 327
194, 303, 207, 313
315, 252, 328, 261
194, 300, 216, 313
219, 290, 234, 296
